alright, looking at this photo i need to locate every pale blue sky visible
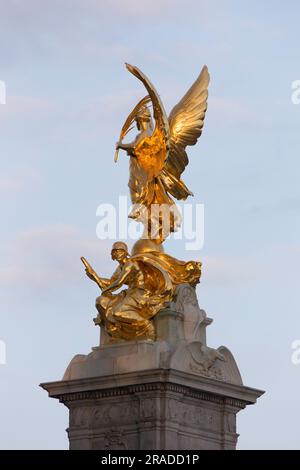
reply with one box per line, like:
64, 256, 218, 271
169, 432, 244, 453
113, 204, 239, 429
0, 0, 300, 449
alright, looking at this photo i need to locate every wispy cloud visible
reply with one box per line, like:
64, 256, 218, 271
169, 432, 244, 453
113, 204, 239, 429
0, 0, 220, 66
202, 254, 263, 285
202, 243, 300, 286
247, 198, 300, 216
0, 169, 42, 193
0, 224, 112, 290
0, 96, 55, 120
208, 97, 261, 127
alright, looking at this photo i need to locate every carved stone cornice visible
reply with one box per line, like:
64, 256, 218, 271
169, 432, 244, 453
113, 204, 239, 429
54, 381, 248, 410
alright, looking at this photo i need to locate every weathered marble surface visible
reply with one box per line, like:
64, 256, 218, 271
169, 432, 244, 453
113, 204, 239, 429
62, 285, 242, 385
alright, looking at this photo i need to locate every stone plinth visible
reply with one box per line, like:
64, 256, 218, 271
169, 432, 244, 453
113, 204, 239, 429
41, 285, 264, 450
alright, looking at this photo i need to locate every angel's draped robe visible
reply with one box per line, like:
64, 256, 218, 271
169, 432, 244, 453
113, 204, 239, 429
128, 129, 180, 242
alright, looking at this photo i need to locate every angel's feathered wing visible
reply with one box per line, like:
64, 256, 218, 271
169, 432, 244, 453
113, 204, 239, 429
160, 65, 210, 200
125, 63, 209, 202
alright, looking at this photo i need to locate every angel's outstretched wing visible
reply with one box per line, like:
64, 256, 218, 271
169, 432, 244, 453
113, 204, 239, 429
161, 66, 210, 200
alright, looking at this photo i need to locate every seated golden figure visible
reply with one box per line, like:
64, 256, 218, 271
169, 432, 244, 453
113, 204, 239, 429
82, 240, 201, 342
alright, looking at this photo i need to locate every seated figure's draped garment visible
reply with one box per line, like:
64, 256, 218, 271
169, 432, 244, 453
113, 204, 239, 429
97, 250, 201, 341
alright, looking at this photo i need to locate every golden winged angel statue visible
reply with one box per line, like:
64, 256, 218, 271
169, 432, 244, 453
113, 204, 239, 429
82, 64, 209, 342
115, 63, 210, 243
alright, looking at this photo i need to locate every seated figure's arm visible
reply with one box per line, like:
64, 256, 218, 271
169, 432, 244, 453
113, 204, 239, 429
90, 266, 122, 290
96, 277, 111, 289
81, 256, 114, 291
102, 262, 133, 293
88, 271, 110, 291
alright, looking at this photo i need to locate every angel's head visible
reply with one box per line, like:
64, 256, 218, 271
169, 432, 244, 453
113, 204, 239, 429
135, 106, 153, 131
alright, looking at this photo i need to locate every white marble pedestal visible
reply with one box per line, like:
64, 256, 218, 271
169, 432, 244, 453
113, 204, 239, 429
41, 285, 264, 450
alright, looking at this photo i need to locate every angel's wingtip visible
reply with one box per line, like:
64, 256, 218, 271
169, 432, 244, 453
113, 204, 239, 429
201, 65, 210, 83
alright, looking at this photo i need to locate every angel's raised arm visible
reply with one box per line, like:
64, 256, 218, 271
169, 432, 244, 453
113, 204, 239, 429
125, 63, 170, 140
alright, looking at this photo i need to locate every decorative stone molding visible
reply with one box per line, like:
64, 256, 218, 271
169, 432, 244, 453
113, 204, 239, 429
41, 285, 264, 449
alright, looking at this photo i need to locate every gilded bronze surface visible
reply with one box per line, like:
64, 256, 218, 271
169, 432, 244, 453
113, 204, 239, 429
82, 64, 209, 341
116, 63, 210, 242
82, 241, 201, 341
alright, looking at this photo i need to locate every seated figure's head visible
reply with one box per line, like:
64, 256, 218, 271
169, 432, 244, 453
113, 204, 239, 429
111, 241, 129, 262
